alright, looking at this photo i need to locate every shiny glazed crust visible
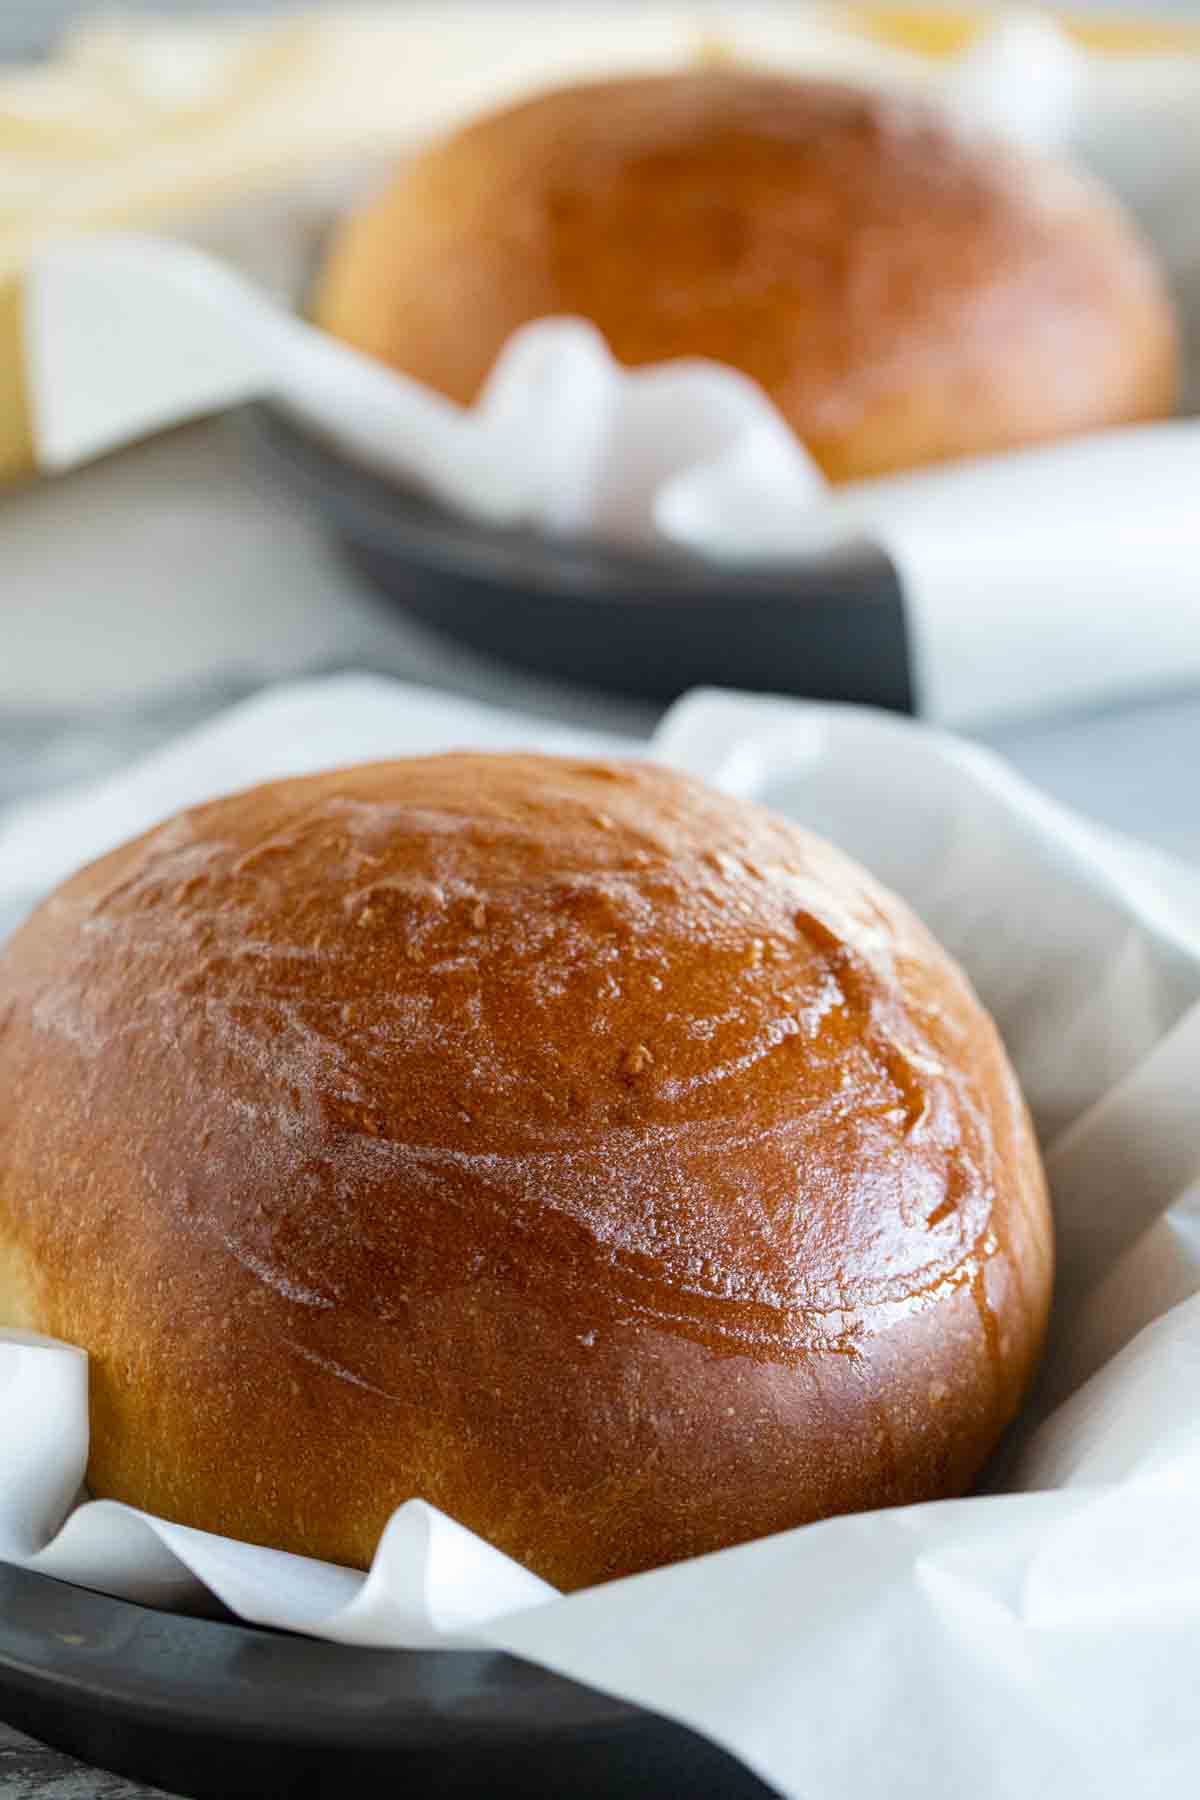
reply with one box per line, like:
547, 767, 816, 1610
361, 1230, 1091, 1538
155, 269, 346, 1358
315, 71, 1177, 482
0, 756, 1053, 1590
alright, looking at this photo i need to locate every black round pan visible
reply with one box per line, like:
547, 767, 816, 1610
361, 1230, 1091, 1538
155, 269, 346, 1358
243, 403, 913, 711
0, 1562, 774, 1798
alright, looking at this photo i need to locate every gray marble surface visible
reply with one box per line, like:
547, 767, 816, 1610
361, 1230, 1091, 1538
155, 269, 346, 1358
0, 1723, 176, 1798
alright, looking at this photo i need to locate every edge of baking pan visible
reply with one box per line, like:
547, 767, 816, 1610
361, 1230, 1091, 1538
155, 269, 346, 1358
0, 1562, 775, 1800
239, 402, 915, 711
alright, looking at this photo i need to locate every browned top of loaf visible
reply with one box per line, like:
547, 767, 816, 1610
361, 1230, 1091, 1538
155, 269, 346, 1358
0, 754, 1042, 1363
315, 71, 1177, 479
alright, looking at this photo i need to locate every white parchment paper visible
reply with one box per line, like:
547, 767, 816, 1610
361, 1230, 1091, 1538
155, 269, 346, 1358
2, 673, 1200, 1797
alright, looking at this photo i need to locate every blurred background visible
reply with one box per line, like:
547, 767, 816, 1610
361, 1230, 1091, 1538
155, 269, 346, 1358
7, 0, 1200, 57
2, 0, 1199, 861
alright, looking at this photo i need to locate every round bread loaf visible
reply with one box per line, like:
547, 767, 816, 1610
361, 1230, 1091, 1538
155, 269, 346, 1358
315, 71, 1176, 482
0, 755, 1052, 1589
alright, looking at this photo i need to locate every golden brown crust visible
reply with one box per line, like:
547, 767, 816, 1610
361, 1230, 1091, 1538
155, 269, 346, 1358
0, 755, 1052, 1589
315, 71, 1177, 482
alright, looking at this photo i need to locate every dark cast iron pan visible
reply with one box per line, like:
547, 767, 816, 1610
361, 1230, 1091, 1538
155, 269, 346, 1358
243, 402, 913, 711
0, 1561, 775, 1798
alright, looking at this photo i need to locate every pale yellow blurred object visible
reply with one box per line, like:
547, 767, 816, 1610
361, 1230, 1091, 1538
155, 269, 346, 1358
2, 3, 1199, 486
845, 5, 1200, 58
0, 3, 703, 482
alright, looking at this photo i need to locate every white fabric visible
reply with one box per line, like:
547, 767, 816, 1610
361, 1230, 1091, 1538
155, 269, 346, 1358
2, 674, 1200, 1797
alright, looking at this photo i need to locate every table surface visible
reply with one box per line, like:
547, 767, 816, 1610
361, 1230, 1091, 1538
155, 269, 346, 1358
0, 1725, 174, 1800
